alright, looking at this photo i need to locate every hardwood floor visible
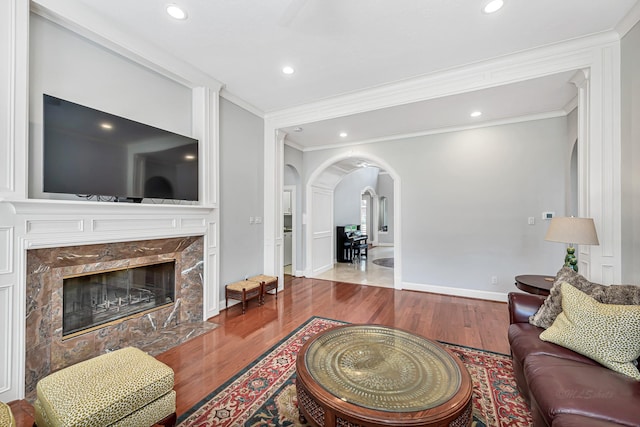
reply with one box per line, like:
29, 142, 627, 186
9, 276, 510, 425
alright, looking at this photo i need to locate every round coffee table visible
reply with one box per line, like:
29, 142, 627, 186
295, 325, 473, 427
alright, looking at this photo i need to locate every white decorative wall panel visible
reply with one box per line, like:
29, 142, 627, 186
0, 285, 12, 393
181, 218, 206, 229
92, 218, 176, 232
208, 222, 217, 248
0, 0, 15, 195
26, 219, 83, 234
310, 187, 333, 274
206, 252, 218, 319
602, 264, 615, 285
312, 234, 333, 274
0, 227, 13, 274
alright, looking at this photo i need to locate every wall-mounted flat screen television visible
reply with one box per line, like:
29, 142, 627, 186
43, 94, 199, 202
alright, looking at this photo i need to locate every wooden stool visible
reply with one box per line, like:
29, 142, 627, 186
248, 274, 278, 304
225, 279, 262, 314
34, 347, 176, 427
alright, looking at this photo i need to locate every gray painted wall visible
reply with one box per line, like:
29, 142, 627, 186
219, 98, 265, 298
304, 117, 568, 293
334, 167, 379, 226
621, 21, 640, 283
377, 173, 394, 244
29, 15, 193, 199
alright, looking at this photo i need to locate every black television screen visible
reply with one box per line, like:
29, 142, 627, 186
43, 94, 199, 201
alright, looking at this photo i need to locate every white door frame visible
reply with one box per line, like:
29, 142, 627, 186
361, 186, 378, 246
283, 185, 296, 275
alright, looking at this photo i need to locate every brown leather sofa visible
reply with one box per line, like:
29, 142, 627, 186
508, 292, 640, 427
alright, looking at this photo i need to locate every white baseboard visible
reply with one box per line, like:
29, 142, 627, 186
307, 264, 333, 277
376, 243, 394, 247
401, 281, 508, 302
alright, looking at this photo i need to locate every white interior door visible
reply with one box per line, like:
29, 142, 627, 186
311, 186, 333, 274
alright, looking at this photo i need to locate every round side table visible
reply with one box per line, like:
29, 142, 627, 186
514, 274, 555, 296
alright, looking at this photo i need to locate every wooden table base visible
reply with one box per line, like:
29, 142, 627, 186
296, 325, 473, 427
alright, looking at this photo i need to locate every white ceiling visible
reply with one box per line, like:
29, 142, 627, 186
68, 0, 638, 152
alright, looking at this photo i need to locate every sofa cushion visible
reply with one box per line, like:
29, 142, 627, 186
525, 354, 640, 427
529, 267, 600, 328
540, 283, 640, 379
508, 323, 599, 366
529, 267, 640, 329
552, 414, 631, 427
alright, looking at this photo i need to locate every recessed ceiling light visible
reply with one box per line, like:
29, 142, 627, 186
293, 127, 303, 132
282, 66, 295, 75
339, 132, 348, 138
184, 154, 196, 160
166, 4, 188, 20
470, 111, 482, 118
100, 122, 113, 130
482, 0, 504, 14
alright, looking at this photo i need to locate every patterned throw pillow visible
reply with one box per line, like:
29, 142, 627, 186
539, 282, 640, 380
529, 267, 640, 329
529, 267, 601, 328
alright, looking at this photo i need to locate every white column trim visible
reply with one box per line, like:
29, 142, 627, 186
571, 69, 593, 274
283, 185, 297, 279
192, 87, 220, 207
262, 124, 282, 278
0, 0, 29, 403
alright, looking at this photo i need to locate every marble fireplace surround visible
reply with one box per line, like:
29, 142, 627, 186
24, 235, 215, 399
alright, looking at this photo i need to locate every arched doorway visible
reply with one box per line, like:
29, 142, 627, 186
305, 152, 402, 289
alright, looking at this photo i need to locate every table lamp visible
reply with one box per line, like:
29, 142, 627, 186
544, 217, 599, 272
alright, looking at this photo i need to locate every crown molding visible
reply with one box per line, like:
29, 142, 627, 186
616, 2, 640, 38
283, 139, 305, 152
301, 110, 568, 152
31, 0, 223, 91
220, 89, 265, 118
265, 31, 619, 130
563, 96, 579, 115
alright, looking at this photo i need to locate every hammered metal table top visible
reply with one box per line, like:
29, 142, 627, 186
304, 325, 462, 413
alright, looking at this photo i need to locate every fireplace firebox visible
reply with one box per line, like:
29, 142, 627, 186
63, 261, 176, 337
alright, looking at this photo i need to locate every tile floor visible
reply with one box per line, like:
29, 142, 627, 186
310, 246, 395, 288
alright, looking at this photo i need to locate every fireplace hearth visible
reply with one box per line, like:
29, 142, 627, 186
24, 236, 214, 401
63, 261, 176, 337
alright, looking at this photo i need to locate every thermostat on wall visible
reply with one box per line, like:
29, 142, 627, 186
542, 211, 555, 220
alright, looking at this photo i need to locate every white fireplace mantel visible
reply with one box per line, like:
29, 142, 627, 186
8, 199, 216, 215
1, 198, 220, 400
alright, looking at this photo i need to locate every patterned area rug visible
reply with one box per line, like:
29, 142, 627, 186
178, 317, 532, 427
372, 257, 394, 268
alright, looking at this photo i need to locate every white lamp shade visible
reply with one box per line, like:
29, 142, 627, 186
544, 217, 599, 245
